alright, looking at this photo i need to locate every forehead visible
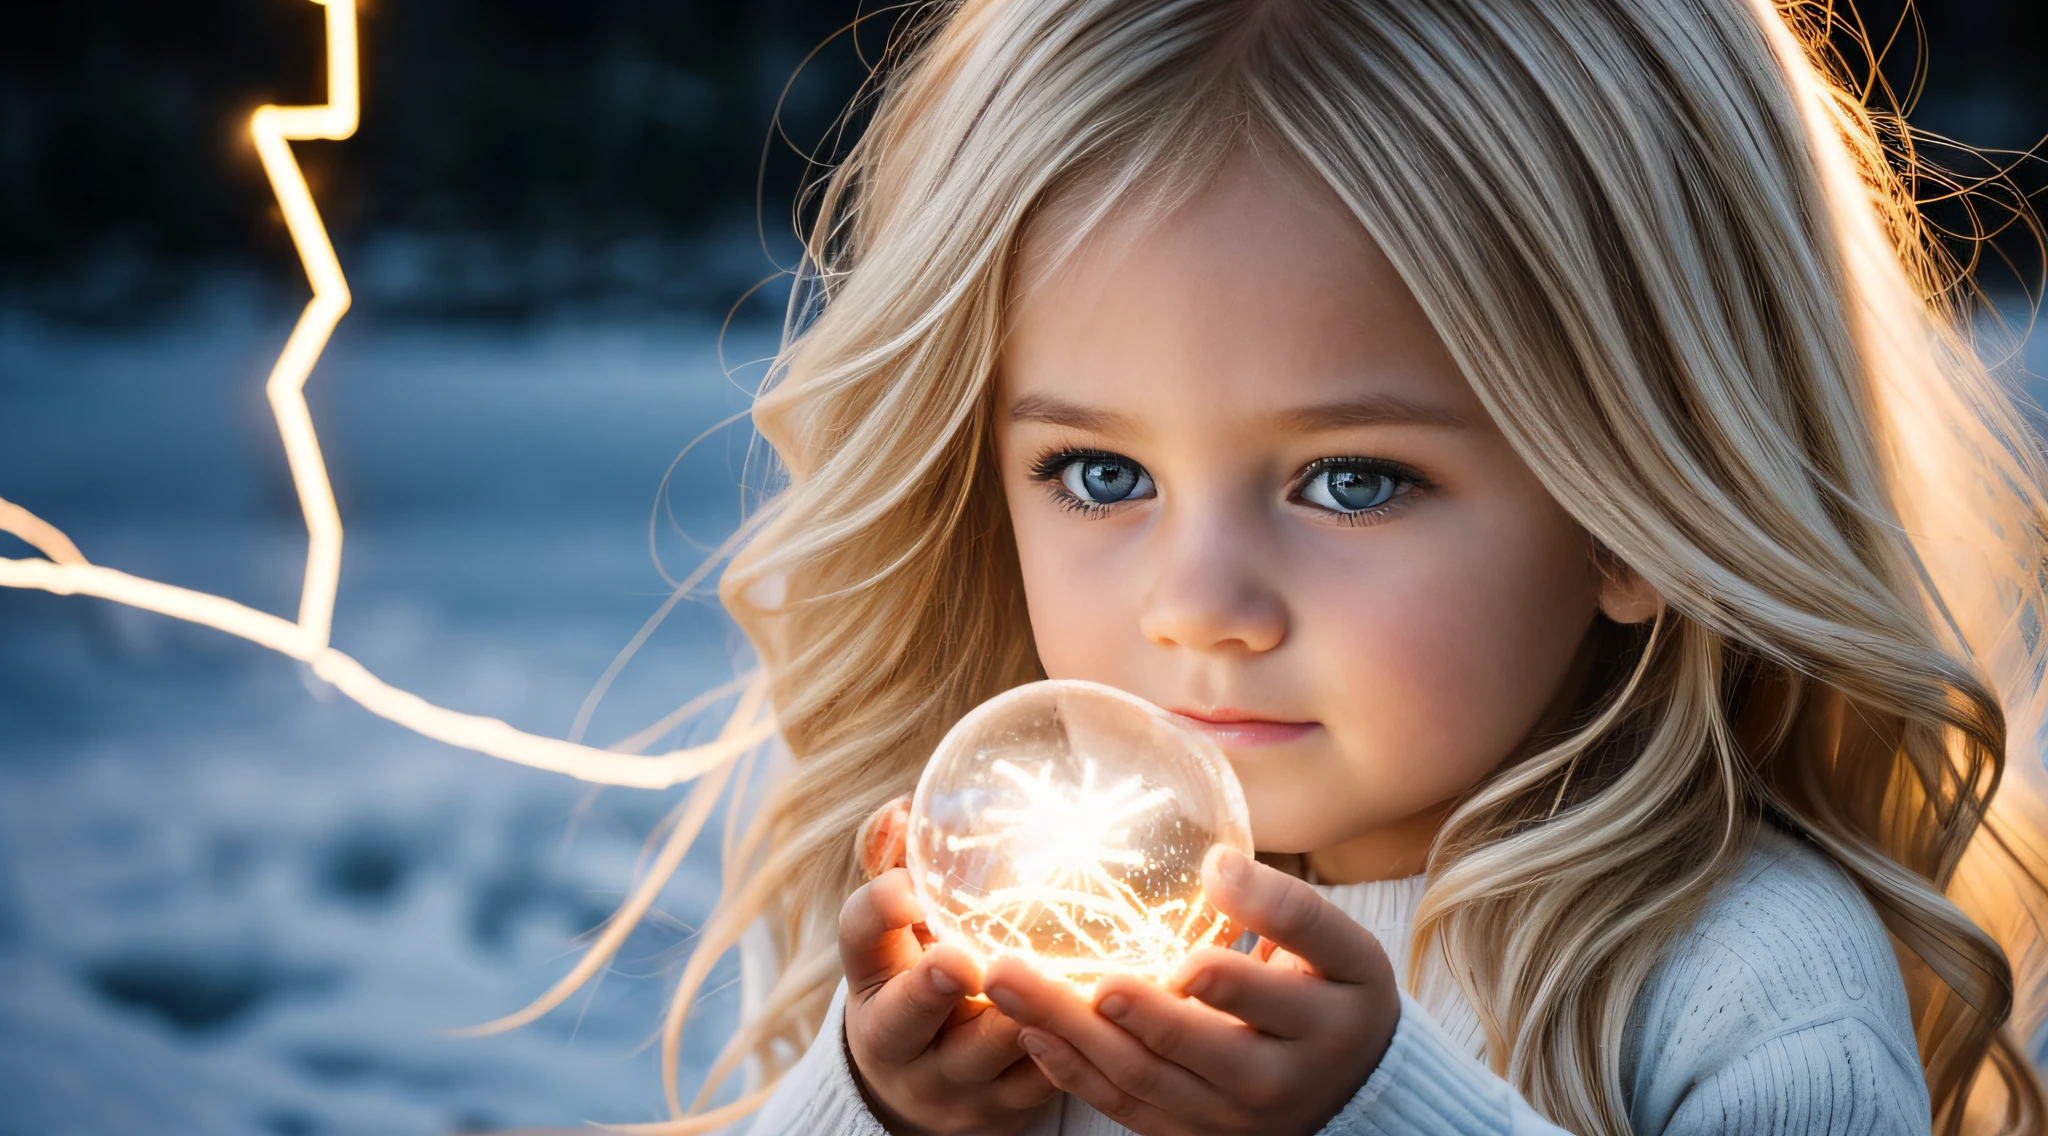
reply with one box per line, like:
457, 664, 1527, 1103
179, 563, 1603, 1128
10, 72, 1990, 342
998, 150, 1486, 435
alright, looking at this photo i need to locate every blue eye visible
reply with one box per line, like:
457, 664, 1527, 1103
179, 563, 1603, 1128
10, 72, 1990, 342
1300, 464, 1399, 513
1057, 455, 1155, 504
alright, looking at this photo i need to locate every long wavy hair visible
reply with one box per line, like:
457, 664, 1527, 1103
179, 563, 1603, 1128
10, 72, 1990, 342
499, 1, 2048, 1132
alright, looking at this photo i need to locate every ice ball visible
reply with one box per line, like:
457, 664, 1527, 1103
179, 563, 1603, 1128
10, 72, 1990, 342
907, 679, 1253, 991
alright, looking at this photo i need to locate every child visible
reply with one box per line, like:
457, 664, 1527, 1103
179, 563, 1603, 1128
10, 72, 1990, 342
572, 0, 2048, 1132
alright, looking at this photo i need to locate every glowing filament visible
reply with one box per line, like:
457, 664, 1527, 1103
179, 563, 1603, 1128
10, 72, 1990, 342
953, 758, 1165, 884
909, 681, 1253, 993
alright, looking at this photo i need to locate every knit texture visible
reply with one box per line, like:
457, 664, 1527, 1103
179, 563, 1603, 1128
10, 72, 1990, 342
742, 826, 1930, 1134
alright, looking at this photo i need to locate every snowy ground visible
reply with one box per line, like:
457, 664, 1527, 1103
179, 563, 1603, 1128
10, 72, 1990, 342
0, 304, 777, 1135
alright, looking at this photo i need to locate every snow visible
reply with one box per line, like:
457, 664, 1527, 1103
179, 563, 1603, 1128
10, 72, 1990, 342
0, 304, 777, 1133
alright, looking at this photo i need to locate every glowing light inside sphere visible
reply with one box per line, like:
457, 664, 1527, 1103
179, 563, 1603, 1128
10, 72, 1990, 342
909, 680, 1253, 992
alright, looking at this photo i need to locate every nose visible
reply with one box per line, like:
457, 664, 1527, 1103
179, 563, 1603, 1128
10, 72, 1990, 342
1138, 510, 1289, 655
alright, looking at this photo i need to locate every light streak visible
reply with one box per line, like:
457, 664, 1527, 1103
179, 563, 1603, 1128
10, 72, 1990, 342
0, 0, 762, 790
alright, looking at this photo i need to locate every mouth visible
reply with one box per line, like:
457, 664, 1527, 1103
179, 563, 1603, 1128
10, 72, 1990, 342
1167, 708, 1321, 748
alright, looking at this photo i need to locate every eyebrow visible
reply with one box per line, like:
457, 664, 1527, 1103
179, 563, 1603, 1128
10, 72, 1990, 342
1006, 393, 1140, 433
1005, 391, 1469, 433
1275, 395, 1470, 432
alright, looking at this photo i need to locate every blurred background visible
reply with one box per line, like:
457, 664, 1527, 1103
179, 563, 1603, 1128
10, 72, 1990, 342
0, 1, 2044, 1133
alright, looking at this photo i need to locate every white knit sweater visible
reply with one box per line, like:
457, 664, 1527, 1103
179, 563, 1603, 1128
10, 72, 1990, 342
744, 825, 1931, 1134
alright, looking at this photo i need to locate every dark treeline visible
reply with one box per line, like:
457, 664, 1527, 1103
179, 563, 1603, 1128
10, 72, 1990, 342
3, 0, 885, 319
3, 0, 2044, 320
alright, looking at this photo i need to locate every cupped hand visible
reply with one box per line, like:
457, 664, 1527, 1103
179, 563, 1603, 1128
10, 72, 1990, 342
981, 846, 1400, 1136
839, 800, 1057, 1136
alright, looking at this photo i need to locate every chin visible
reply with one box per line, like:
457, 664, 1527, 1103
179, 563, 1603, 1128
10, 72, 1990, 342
1238, 793, 1333, 854
1231, 757, 1352, 854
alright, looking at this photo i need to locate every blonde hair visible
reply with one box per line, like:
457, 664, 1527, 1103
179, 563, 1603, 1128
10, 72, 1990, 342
518, 1, 2048, 1132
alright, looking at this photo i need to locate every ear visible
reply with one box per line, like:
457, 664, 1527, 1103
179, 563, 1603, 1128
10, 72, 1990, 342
1594, 550, 1662, 625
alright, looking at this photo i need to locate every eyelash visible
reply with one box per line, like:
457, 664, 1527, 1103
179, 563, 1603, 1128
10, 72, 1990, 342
1026, 447, 1429, 526
1027, 448, 1141, 518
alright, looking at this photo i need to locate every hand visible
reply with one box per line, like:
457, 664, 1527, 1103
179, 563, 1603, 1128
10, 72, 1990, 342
839, 801, 1058, 1136
981, 846, 1400, 1136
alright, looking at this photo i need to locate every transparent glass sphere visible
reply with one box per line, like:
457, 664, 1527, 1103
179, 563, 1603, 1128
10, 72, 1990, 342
908, 679, 1253, 992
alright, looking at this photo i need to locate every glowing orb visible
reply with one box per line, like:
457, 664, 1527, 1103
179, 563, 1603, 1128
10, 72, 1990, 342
908, 679, 1252, 992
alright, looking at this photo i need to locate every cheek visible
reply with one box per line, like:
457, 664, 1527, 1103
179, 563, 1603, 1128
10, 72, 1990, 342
1305, 503, 1598, 796
1004, 479, 1137, 680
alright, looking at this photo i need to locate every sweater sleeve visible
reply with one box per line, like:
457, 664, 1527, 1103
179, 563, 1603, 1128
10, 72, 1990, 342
1622, 830, 1930, 1135
1313, 991, 1568, 1136
1660, 1016, 1928, 1134
745, 979, 893, 1136
1318, 831, 1930, 1136
1314, 985, 1924, 1136
744, 979, 1068, 1136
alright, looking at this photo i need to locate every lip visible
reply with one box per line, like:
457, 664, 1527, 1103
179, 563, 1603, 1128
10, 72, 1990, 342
1167, 708, 1321, 748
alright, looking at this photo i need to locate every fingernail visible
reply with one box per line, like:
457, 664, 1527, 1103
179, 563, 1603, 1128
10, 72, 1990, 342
1181, 970, 1211, 1000
1018, 1029, 1049, 1058
985, 984, 1019, 1013
1097, 994, 1129, 1021
929, 968, 960, 997
1217, 846, 1248, 885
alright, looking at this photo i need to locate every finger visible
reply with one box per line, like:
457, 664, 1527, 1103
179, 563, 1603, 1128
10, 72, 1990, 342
855, 943, 982, 1066
986, 959, 1231, 1118
1091, 971, 1290, 1085
980, 955, 1092, 1028
1221, 913, 1257, 953
1167, 947, 1356, 1039
1203, 846, 1384, 984
838, 868, 929, 994
1016, 1026, 1178, 1133
989, 1054, 1060, 1112
931, 999, 1030, 1083
858, 795, 911, 879
1259, 942, 1314, 976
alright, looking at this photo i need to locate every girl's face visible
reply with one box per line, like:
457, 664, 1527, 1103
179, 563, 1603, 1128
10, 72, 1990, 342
995, 152, 1641, 882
